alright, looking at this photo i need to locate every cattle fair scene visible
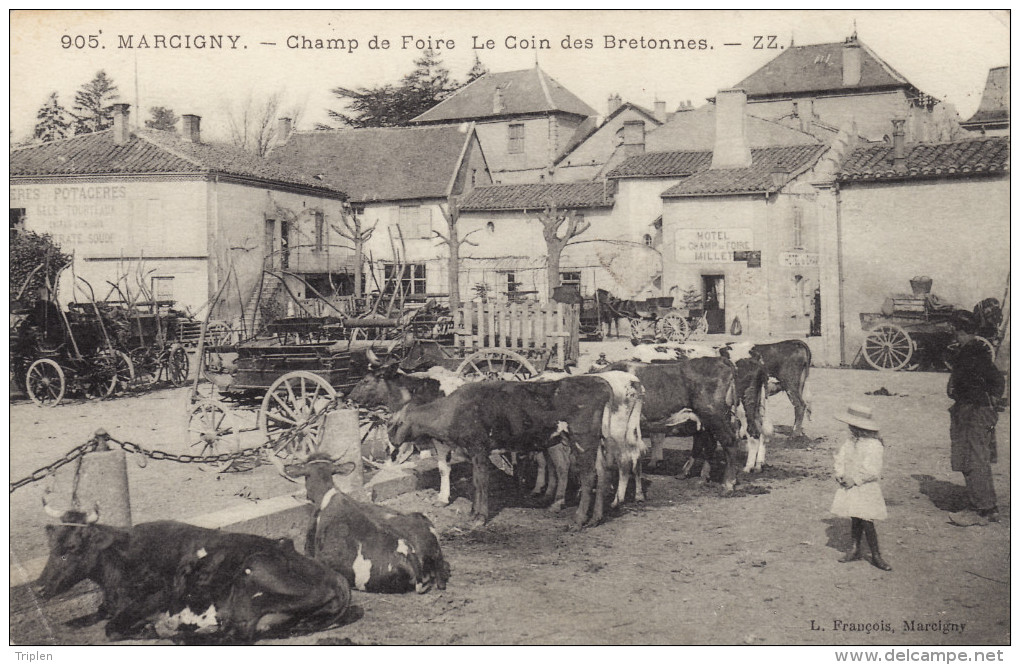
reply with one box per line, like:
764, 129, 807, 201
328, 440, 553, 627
7, 10, 1012, 658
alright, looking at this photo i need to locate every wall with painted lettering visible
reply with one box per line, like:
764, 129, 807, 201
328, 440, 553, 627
11, 179, 210, 312
837, 177, 1009, 363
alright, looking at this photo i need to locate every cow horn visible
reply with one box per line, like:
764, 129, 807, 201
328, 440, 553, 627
366, 349, 381, 368
84, 505, 100, 524
41, 491, 63, 519
268, 454, 300, 483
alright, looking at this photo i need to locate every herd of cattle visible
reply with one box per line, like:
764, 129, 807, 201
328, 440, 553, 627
36, 339, 811, 643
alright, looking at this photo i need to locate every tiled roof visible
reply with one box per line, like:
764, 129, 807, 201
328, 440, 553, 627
606, 150, 714, 178
733, 39, 914, 98
837, 136, 1009, 183
10, 128, 343, 194
411, 67, 597, 123
660, 145, 828, 197
646, 103, 821, 152
459, 182, 612, 211
963, 66, 1009, 126
269, 125, 475, 202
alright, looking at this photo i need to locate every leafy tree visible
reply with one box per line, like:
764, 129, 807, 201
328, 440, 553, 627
72, 70, 120, 135
465, 53, 489, 84
10, 230, 72, 307
33, 92, 72, 143
323, 49, 460, 128
145, 106, 179, 132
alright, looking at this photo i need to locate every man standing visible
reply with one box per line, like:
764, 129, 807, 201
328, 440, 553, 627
948, 313, 1005, 523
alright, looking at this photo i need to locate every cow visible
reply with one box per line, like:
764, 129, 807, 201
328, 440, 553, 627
37, 504, 350, 643
283, 454, 450, 594
387, 372, 643, 528
597, 357, 741, 491
749, 340, 812, 437
646, 341, 774, 473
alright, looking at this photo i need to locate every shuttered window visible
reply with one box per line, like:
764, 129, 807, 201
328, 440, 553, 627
508, 123, 525, 154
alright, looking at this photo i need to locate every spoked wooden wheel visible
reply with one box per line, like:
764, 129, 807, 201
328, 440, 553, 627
863, 324, 914, 371
687, 316, 709, 341
628, 317, 656, 341
82, 350, 134, 399
258, 371, 338, 459
26, 358, 66, 407
129, 346, 159, 387
187, 400, 242, 471
456, 349, 538, 381
656, 311, 689, 343
164, 344, 190, 386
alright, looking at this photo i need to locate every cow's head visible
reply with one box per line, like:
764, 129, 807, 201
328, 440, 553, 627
347, 362, 407, 410
284, 453, 357, 506
37, 501, 108, 599
385, 406, 417, 465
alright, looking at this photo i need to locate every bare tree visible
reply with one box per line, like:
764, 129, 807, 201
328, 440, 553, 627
433, 198, 480, 310
534, 201, 591, 299
226, 91, 282, 157
331, 202, 377, 300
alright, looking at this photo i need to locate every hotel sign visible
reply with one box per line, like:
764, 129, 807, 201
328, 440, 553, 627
779, 252, 819, 267
675, 228, 753, 263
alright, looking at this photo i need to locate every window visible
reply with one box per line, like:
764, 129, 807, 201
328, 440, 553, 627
398, 205, 432, 239
280, 219, 290, 269
643, 234, 653, 247
508, 123, 525, 154
10, 208, 25, 237
486, 221, 495, 234
314, 211, 325, 251
152, 276, 175, 302
792, 205, 804, 250
384, 263, 427, 296
559, 271, 581, 288
352, 205, 366, 216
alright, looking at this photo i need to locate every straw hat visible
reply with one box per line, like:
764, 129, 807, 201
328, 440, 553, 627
835, 404, 880, 431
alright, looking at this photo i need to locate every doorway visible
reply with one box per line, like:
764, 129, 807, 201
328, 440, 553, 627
702, 274, 726, 334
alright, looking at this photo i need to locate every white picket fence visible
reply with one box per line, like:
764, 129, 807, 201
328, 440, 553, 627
452, 300, 578, 369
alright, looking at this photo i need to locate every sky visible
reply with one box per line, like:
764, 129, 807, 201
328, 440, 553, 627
8, 10, 1011, 143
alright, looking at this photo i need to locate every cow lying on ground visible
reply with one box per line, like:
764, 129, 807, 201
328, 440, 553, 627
387, 372, 643, 528
37, 504, 350, 643
596, 357, 741, 491
283, 454, 450, 594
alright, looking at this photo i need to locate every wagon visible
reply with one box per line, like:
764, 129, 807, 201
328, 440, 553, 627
103, 300, 191, 388
11, 292, 134, 407
858, 293, 998, 371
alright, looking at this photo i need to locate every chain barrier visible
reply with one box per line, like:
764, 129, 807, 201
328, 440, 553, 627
10, 397, 387, 494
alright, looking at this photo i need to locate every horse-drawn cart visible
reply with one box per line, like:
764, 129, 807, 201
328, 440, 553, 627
859, 286, 1002, 371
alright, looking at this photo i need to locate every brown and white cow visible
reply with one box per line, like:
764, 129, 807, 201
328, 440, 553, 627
597, 356, 741, 490
284, 454, 450, 594
750, 340, 812, 437
387, 373, 643, 528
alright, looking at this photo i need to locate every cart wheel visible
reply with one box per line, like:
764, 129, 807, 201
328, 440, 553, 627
863, 324, 914, 371
258, 371, 338, 459
456, 349, 539, 381
628, 317, 656, 341
26, 358, 65, 407
129, 346, 158, 387
656, 311, 690, 343
165, 344, 190, 387
186, 400, 242, 471
687, 315, 709, 342
83, 350, 134, 399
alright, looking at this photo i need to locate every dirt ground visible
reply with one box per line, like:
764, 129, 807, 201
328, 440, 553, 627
8, 345, 1011, 646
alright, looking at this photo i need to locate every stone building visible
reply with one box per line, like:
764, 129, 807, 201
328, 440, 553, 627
9, 104, 349, 320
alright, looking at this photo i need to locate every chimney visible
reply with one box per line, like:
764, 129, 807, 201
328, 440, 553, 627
278, 117, 292, 143
622, 120, 645, 158
112, 103, 131, 145
607, 93, 622, 116
181, 114, 201, 143
891, 118, 907, 172
842, 37, 862, 87
712, 89, 752, 169
654, 100, 667, 123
